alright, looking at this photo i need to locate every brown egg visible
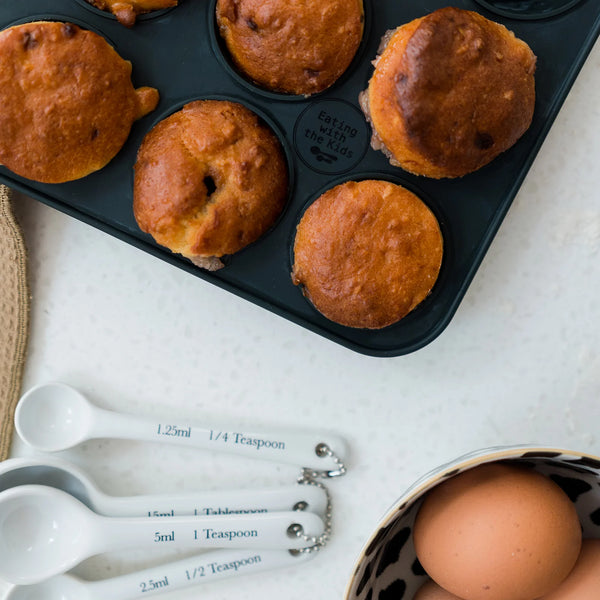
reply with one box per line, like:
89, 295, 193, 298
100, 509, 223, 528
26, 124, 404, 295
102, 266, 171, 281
414, 580, 464, 600
413, 463, 582, 600
540, 539, 600, 599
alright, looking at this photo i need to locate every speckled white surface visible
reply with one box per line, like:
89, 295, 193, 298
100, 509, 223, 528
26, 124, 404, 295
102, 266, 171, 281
1, 32, 599, 600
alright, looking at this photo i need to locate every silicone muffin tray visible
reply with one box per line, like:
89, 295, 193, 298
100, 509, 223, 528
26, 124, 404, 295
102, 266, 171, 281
1, 0, 599, 357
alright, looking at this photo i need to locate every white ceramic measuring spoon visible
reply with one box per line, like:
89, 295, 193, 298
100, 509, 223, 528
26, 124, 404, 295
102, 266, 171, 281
5, 547, 313, 600
15, 382, 347, 473
0, 485, 325, 585
0, 456, 328, 517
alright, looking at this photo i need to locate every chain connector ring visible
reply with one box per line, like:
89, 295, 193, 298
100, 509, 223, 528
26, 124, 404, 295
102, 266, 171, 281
292, 444, 346, 553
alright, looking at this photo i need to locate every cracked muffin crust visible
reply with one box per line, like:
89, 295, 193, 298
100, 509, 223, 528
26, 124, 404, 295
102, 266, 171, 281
133, 100, 288, 271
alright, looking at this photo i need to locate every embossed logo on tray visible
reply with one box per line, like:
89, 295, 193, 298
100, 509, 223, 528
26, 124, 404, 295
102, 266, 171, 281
293, 99, 369, 175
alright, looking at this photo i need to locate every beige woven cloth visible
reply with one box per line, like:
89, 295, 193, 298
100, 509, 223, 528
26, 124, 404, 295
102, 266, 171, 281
0, 184, 29, 461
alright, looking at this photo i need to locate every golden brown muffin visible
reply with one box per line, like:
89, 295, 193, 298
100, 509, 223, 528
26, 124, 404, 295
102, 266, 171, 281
360, 7, 536, 178
292, 180, 443, 329
133, 100, 288, 271
0, 21, 159, 184
216, 0, 364, 96
86, 0, 177, 28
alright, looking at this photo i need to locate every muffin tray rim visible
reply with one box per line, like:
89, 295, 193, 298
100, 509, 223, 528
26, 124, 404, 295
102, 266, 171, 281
1, 0, 600, 357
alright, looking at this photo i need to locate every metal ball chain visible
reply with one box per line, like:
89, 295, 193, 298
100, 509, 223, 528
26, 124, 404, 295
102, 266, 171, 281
289, 443, 346, 554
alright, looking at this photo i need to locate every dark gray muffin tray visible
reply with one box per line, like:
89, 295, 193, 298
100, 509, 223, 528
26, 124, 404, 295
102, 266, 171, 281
1, 0, 599, 357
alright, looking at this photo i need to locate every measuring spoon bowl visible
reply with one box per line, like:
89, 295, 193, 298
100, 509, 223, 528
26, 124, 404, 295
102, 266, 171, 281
15, 383, 347, 472
0, 485, 325, 584
0, 456, 328, 517
5, 547, 313, 600
6, 575, 85, 600
15, 382, 93, 451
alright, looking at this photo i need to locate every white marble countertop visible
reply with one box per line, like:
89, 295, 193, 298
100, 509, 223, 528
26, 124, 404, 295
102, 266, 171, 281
2, 31, 600, 600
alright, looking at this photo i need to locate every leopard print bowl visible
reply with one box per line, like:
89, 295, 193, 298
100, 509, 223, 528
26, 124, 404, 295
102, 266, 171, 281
344, 445, 600, 600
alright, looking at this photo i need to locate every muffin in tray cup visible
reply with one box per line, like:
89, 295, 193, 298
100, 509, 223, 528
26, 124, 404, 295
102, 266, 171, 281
0, 19, 158, 183
77, 0, 178, 27
133, 98, 289, 271
214, 0, 364, 97
291, 178, 444, 329
360, 7, 536, 179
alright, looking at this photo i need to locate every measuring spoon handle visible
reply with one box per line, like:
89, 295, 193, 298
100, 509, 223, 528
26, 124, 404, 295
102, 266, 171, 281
91, 510, 324, 554
91, 406, 347, 471
86, 548, 314, 600
95, 483, 328, 517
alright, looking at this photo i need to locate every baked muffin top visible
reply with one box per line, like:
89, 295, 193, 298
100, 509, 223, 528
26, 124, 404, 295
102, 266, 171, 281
0, 21, 158, 183
134, 100, 288, 270
292, 180, 443, 329
366, 7, 537, 178
216, 0, 364, 95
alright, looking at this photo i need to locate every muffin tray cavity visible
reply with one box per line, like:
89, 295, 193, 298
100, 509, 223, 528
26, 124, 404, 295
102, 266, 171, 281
1, 0, 599, 357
